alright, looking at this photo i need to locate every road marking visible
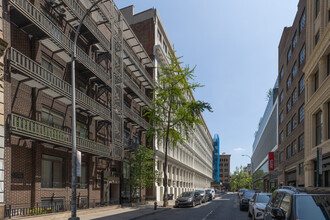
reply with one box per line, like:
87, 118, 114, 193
202, 210, 213, 220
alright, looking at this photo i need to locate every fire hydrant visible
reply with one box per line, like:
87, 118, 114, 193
154, 201, 157, 210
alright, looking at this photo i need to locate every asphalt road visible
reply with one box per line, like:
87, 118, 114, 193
140, 192, 250, 220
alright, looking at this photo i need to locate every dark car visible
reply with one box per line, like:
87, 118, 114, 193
205, 189, 213, 201
196, 190, 208, 203
264, 186, 330, 220
175, 191, 202, 207
240, 190, 255, 211
238, 188, 248, 198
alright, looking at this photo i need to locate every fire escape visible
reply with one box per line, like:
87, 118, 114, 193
7, 0, 154, 159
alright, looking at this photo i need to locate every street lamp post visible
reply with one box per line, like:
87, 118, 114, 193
242, 155, 253, 190
70, 1, 104, 219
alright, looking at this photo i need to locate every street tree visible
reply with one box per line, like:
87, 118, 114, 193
230, 166, 252, 191
144, 51, 212, 207
129, 145, 160, 202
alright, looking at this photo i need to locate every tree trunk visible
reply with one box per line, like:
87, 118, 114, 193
163, 106, 172, 207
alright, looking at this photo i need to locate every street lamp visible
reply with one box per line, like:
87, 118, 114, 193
242, 154, 253, 190
70, 0, 104, 219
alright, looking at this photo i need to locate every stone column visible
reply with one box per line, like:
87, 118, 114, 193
304, 160, 315, 187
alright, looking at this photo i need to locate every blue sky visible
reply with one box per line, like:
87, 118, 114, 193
115, 0, 299, 173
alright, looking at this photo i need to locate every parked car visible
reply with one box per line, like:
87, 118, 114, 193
205, 189, 213, 201
238, 188, 248, 198
175, 191, 202, 207
196, 189, 207, 203
264, 186, 330, 220
240, 190, 255, 211
248, 193, 271, 219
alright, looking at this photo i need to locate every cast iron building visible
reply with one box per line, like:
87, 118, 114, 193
277, 0, 306, 187
121, 6, 214, 202
303, 0, 330, 187
3, 0, 153, 212
251, 79, 278, 192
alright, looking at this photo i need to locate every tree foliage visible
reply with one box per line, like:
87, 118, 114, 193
144, 51, 212, 206
230, 166, 252, 191
129, 145, 160, 201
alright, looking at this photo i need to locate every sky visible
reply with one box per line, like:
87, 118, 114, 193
115, 0, 299, 173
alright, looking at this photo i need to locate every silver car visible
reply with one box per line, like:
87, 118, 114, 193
248, 193, 271, 220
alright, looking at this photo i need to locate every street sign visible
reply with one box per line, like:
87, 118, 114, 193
77, 150, 81, 177
268, 152, 274, 171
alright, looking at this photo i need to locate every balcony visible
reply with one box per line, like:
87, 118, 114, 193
9, 0, 111, 87
9, 47, 112, 123
58, 0, 111, 53
123, 72, 152, 108
123, 106, 151, 130
123, 40, 154, 89
11, 114, 113, 158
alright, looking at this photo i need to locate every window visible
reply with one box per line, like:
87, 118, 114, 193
77, 162, 87, 189
329, 102, 330, 139
316, 111, 322, 146
287, 98, 292, 113
280, 151, 284, 163
280, 67, 284, 81
292, 114, 297, 130
299, 163, 304, 175
77, 121, 87, 139
292, 90, 297, 104
327, 54, 330, 76
280, 91, 284, 103
292, 32, 297, 50
292, 140, 297, 156
163, 42, 168, 54
314, 71, 319, 92
224, 163, 228, 167
287, 145, 292, 159
280, 131, 284, 143
299, 44, 305, 65
299, 76, 305, 94
299, 133, 304, 151
279, 151, 284, 163
292, 62, 297, 78
41, 154, 64, 188
224, 169, 228, 172
287, 77, 292, 90
315, 31, 320, 46
157, 30, 162, 42
41, 56, 63, 78
280, 111, 284, 124
287, 47, 292, 63
220, 174, 223, 177
287, 121, 291, 136
315, 0, 320, 18
220, 169, 223, 172
300, 10, 306, 33
299, 105, 304, 123
41, 107, 64, 129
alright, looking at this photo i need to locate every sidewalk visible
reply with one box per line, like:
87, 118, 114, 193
11, 202, 172, 220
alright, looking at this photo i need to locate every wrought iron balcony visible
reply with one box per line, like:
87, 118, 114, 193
9, 47, 112, 123
123, 106, 151, 130
123, 72, 152, 108
59, 0, 111, 53
11, 114, 112, 158
9, 0, 111, 87
123, 137, 139, 152
123, 40, 155, 88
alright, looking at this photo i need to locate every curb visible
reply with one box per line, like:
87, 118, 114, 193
129, 207, 172, 220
